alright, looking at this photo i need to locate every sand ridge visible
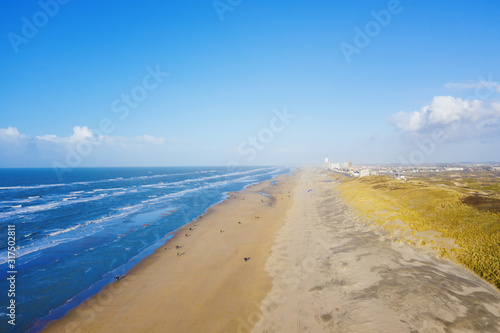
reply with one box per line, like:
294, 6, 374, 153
42, 172, 299, 333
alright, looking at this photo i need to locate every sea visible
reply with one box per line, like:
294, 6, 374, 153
0, 166, 290, 332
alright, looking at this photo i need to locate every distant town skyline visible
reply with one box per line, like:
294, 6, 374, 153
1, 1, 500, 168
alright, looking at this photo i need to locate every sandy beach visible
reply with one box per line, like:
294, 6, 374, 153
42, 168, 500, 332
253, 169, 500, 332
43, 172, 299, 333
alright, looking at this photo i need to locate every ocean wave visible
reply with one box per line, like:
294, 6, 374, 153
116, 204, 143, 211
17, 189, 136, 216
139, 167, 275, 189
0, 195, 103, 218
0, 236, 85, 265
138, 168, 281, 206
1, 196, 42, 205
0, 183, 66, 190
0, 168, 281, 219
48, 224, 83, 237
0, 204, 146, 264
140, 179, 233, 205
0, 170, 220, 191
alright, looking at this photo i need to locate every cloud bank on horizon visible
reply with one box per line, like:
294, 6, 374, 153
0, 126, 168, 168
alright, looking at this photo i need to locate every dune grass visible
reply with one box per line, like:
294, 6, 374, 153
332, 173, 500, 289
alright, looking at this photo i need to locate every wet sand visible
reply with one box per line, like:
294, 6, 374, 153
42, 172, 299, 333
253, 169, 500, 332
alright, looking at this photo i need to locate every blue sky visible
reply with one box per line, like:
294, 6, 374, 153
1, 0, 500, 168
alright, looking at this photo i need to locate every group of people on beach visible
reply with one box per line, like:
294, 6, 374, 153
164, 220, 252, 263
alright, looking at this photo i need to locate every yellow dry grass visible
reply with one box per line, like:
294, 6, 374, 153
332, 173, 500, 289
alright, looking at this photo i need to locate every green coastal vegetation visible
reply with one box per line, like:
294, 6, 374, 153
332, 171, 500, 289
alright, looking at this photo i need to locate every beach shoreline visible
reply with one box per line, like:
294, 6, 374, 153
42, 171, 299, 332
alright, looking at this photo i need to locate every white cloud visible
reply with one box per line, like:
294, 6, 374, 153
70, 126, 95, 142
2, 126, 166, 149
427, 96, 483, 125
0, 126, 172, 167
492, 102, 500, 114
36, 126, 101, 145
36, 134, 59, 142
97, 134, 166, 147
137, 134, 165, 145
389, 96, 500, 138
0, 126, 27, 143
389, 107, 428, 132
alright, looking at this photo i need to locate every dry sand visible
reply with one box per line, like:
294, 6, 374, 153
253, 168, 500, 332
42, 172, 299, 333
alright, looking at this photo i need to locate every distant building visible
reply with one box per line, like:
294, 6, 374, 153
359, 169, 378, 177
349, 160, 353, 168
359, 169, 370, 177
445, 167, 464, 171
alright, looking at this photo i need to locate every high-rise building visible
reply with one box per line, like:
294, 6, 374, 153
349, 160, 353, 168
